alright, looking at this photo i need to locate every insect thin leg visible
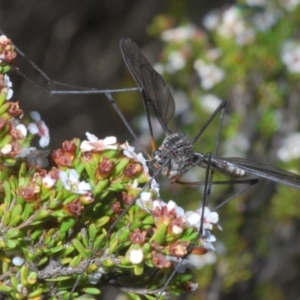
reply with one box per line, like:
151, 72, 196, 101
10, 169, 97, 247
104, 92, 151, 158
192, 100, 227, 145
156, 154, 213, 299
0, 29, 140, 95
213, 178, 258, 211
69, 161, 168, 298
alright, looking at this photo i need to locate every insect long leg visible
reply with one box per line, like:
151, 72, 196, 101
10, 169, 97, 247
156, 153, 214, 299
0, 29, 140, 95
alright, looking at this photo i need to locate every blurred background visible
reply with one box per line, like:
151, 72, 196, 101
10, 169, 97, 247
1, 0, 300, 299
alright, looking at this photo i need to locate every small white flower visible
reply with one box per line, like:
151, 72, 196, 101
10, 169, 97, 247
166, 256, 195, 273
42, 174, 56, 188
18, 147, 49, 168
223, 134, 250, 157
185, 211, 201, 227
197, 207, 219, 230
121, 142, 136, 159
200, 94, 222, 114
217, 7, 246, 39
150, 178, 160, 196
165, 51, 186, 74
88, 267, 106, 284
252, 9, 282, 31
235, 28, 256, 46
59, 169, 91, 194
277, 132, 300, 162
172, 225, 183, 234
203, 10, 220, 31
136, 193, 153, 211
120, 142, 149, 172
12, 256, 24, 266
246, 0, 266, 4
128, 248, 144, 264
28, 111, 50, 147
80, 133, 117, 152
206, 48, 222, 61
281, 40, 300, 74
194, 60, 225, 90
16, 124, 27, 138
188, 252, 216, 269
279, 0, 300, 11
3, 74, 13, 100
185, 207, 219, 230
1, 143, 12, 154
161, 24, 198, 42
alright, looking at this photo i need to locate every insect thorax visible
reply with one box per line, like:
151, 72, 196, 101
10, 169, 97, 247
150, 133, 194, 179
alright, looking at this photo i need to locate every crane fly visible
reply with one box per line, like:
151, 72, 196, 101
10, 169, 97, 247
120, 38, 300, 191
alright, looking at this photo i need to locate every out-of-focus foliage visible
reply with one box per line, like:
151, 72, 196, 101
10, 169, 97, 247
130, 0, 300, 299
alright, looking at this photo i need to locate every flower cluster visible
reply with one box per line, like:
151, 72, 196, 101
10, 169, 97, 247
0, 34, 220, 300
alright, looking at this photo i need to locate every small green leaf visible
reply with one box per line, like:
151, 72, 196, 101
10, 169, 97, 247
5, 228, 21, 239
69, 255, 82, 267
81, 287, 101, 295
72, 239, 91, 259
93, 179, 109, 195
60, 217, 76, 234
27, 287, 44, 297
133, 263, 144, 276
94, 216, 110, 228
88, 223, 97, 241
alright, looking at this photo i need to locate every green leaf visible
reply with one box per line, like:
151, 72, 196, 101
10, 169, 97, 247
5, 228, 21, 239
81, 287, 101, 295
59, 217, 77, 234
72, 239, 91, 258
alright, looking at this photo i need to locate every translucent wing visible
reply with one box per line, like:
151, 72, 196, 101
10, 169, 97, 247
120, 38, 175, 133
212, 156, 300, 189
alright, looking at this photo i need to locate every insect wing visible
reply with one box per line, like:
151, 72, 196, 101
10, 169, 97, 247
120, 38, 175, 133
214, 156, 300, 189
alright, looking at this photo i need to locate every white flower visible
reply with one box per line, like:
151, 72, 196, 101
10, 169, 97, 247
165, 256, 195, 273
28, 111, 50, 147
12, 256, 25, 266
279, 0, 300, 11
281, 40, 300, 74
252, 8, 282, 32
185, 207, 219, 230
203, 10, 220, 31
217, 7, 246, 39
200, 94, 222, 114
223, 134, 250, 157
1, 143, 12, 154
42, 174, 56, 188
16, 124, 27, 138
150, 178, 160, 196
136, 193, 153, 211
161, 24, 198, 42
185, 211, 201, 227
194, 60, 225, 90
246, 0, 266, 4
18, 147, 49, 167
59, 169, 91, 194
3, 74, 13, 100
235, 28, 256, 45
206, 48, 222, 61
188, 252, 216, 269
120, 142, 149, 172
165, 51, 186, 74
80, 133, 117, 152
198, 207, 219, 230
277, 132, 300, 162
128, 248, 144, 264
